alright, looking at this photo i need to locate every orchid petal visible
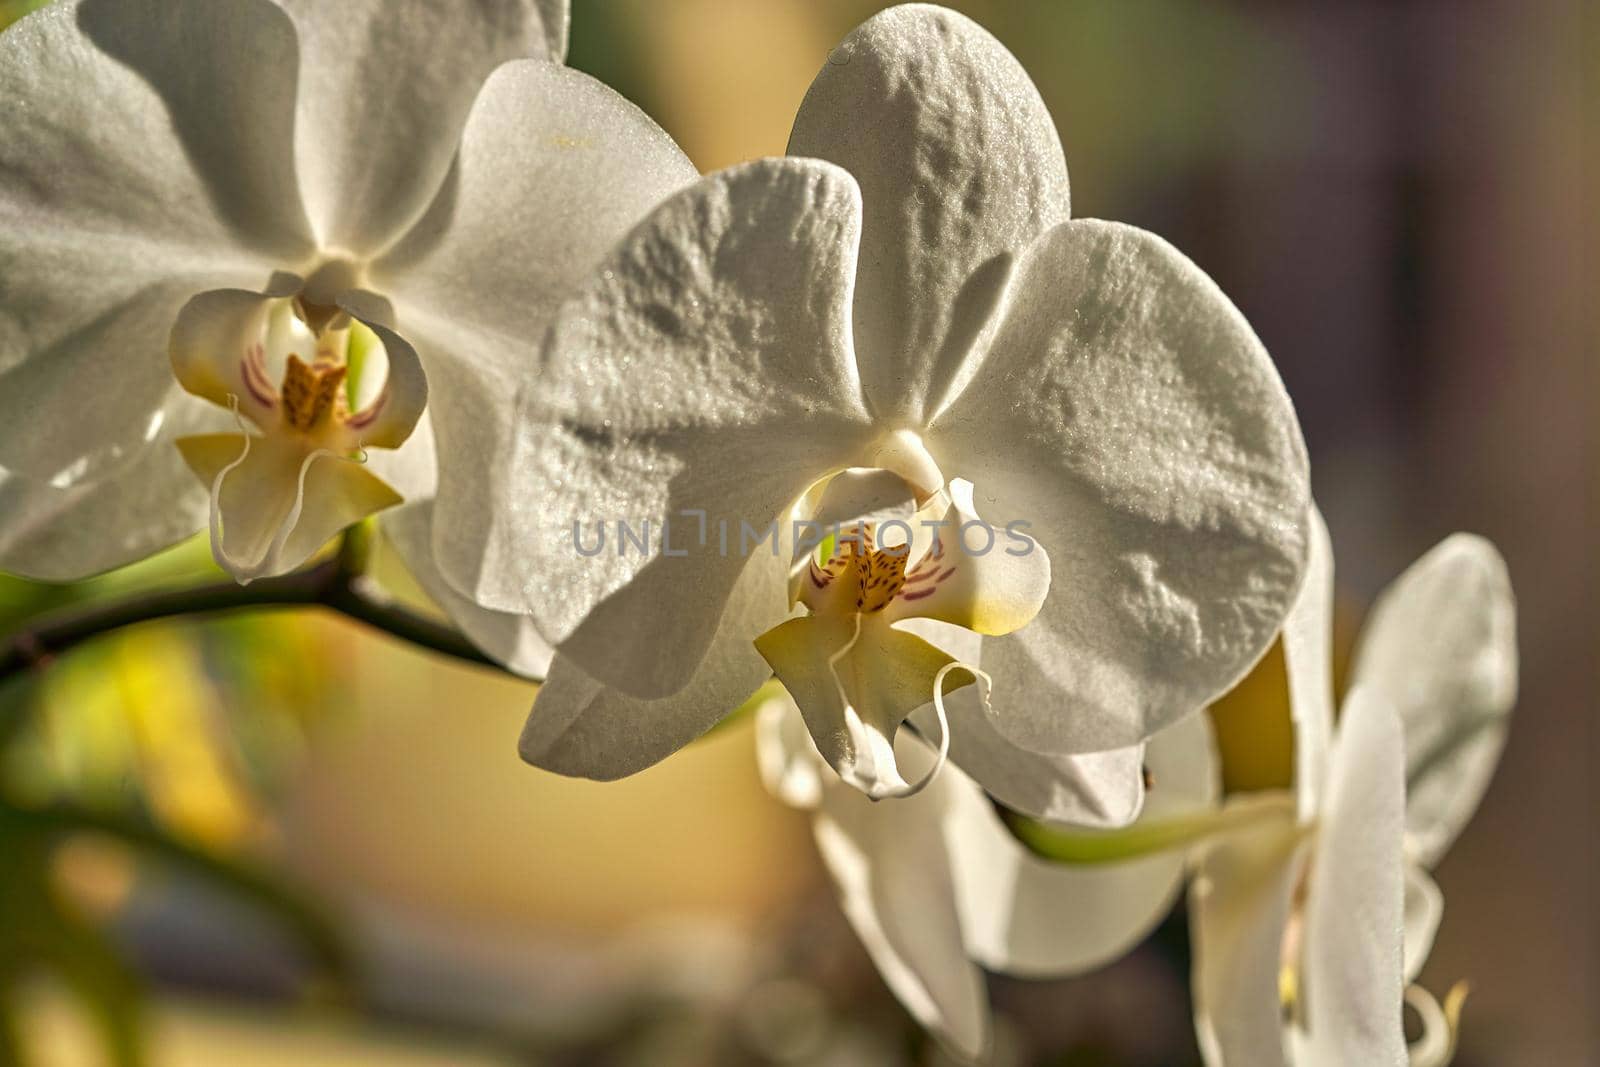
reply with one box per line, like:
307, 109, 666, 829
520, 536, 791, 779
175, 433, 401, 582
812, 733, 991, 1063
930, 220, 1310, 754
754, 689, 827, 812
903, 619, 1146, 827
952, 711, 1220, 978
755, 613, 967, 799
1189, 796, 1304, 1067
880, 489, 1050, 638
1403, 865, 1444, 986
1294, 686, 1407, 1067
1283, 506, 1336, 821
501, 160, 874, 695
0, 0, 309, 481
0, 401, 222, 581
1351, 534, 1517, 868
788, 3, 1069, 423
381, 501, 551, 679
280, 0, 568, 254
371, 60, 697, 614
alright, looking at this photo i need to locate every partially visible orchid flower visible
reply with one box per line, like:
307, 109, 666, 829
755, 687, 1220, 1064
496, 3, 1311, 810
0, 0, 696, 651
1189, 514, 1517, 1066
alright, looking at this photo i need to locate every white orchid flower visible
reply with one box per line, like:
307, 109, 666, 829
0, 0, 695, 634
755, 688, 1220, 1064
499, 4, 1311, 808
1189, 513, 1517, 1066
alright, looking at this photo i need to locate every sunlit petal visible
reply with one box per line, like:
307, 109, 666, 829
931, 219, 1310, 754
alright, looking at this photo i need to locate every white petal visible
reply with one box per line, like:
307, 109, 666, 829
788, 3, 1069, 423
1351, 534, 1517, 868
281, 0, 567, 254
903, 619, 1145, 827
929, 220, 1310, 754
0, 0, 309, 480
379, 61, 700, 624
812, 735, 991, 1062
951, 710, 1220, 978
380, 501, 551, 679
756, 613, 961, 799
519, 535, 790, 779
175, 433, 401, 582
753, 689, 826, 812
1402, 864, 1444, 985
499, 160, 875, 695
0, 400, 223, 581
1283, 506, 1336, 821
1294, 686, 1408, 1067
1189, 797, 1305, 1067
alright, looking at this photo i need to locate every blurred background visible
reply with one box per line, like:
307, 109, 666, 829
0, 1, 1592, 1064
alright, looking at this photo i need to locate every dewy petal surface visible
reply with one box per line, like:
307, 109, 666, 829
281, 0, 568, 254
930, 220, 1310, 754
1283, 507, 1335, 821
788, 3, 1069, 423
0, 0, 311, 481
1350, 534, 1517, 868
373, 60, 699, 613
1189, 796, 1304, 1067
1294, 687, 1407, 1067
506, 160, 874, 696
0, 399, 221, 581
382, 501, 552, 680
812, 733, 991, 1063
951, 710, 1220, 978
519, 534, 791, 780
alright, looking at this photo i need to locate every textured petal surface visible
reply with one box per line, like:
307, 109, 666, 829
812, 734, 991, 1063
788, 3, 1069, 423
503, 160, 875, 695
1294, 687, 1407, 1067
374, 60, 698, 613
381, 501, 551, 679
0, 0, 309, 480
1283, 507, 1336, 821
0, 405, 219, 581
519, 538, 790, 779
1189, 797, 1304, 1067
281, 0, 568, 254
1351, 534, 1517, 867
952, 710, 1220, 978
930, 220, 1310, 754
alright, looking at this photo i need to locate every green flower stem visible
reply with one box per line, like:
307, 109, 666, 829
1005, 792, 1298, 865
0, 529, 512, 681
